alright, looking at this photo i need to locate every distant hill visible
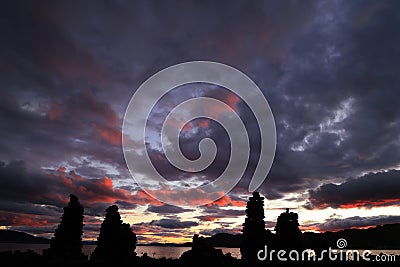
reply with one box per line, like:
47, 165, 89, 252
141, 233, 242, 248
2, 223, 399, 249
202, 223, 400, 249
0, 230, 50, 244
303, 223, 400, 249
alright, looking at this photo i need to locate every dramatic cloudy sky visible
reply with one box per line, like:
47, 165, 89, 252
1, 0, 400, 243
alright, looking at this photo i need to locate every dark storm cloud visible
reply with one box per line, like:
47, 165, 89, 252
0, 89, 126, 178
115, 200, 138, 210
9, 218, 101, 239
253, 0, 400, 198
199, 228, 239, 236
149, 218, 198, 229
306, 170, 400, 209
0, 160, 140, 210
149, 219, 199, 229
0, 1, 108, 98
7, 225, 56, 236
146, 204, 194, 214
0, 210, 58, 227
0, 0, 400, 237
0, 1, 125, 180
0, 201, 61, 217
0, 160, 62, 206
197, 205, 244, 221
313, 215, 400, 232
0, 160, 158, 237
1, 0, 321, 200
144, 84, 243, 183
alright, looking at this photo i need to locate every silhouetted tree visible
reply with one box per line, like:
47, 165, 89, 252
44, 194, 85, 261
192, 234, 206, 250
181, 234, 230, 266
241, 192, 269, 266
275, 208, 303, 250
91, 205, 137, 263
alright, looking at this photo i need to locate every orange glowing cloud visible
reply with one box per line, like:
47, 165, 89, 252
0, 211, 50, 227
92, 123, 122, 146
131, 190, 164, 206
299, 225, 321, 232
182, 122, 193, 131
200, 216, 217, 222
210, 195, 246, 207
144, 185, 246, 207
338, 198, 400, 209
46, 170, 133, 206
309, 197, 400, 210
203, 93, 241, 119
198, 119, 210, 128
225, 94, 240, 111
47, 90, 123, 147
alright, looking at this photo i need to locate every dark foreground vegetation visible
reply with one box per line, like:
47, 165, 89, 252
0, 193, 398, 267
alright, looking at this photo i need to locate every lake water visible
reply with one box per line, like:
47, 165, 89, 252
0, 243, 241, 259
0, 244, 399, 260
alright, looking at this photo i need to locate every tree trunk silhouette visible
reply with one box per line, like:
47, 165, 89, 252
241, 192, 268, 266
44, 194, 85, 261
91, 205, 137, 263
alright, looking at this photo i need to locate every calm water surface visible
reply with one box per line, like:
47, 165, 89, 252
0, 243, 241, 259
0, 243, 399, 260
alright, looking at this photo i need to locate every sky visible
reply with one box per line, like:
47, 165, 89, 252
0, 0, 400, 244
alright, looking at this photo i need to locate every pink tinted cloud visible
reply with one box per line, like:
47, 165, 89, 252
46, 90, 123, 146
0, 211, 53, 227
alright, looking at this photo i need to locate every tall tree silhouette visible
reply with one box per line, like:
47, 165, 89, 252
275, 208, 303, 250
91, 205, 137, 263
241, 192, 269, 266
44, 194, 85, 260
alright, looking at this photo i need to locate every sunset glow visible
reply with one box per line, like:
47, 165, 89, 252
0, 0, 399, 247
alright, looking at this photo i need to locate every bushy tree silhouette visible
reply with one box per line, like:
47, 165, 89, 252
91, 205, 137, 263
180, 234, 231, 266
44, 194, 85, 261
192, 234, 206, 250
240, 192, 269, 266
